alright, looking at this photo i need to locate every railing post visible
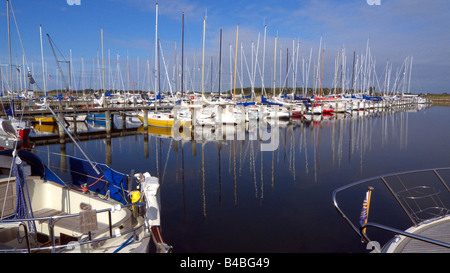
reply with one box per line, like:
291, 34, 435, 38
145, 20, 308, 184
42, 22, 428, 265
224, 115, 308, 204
108, 210, 113, 238
48, 217, 56, 253
433, 169, 450, 193
19, 222, 31, 253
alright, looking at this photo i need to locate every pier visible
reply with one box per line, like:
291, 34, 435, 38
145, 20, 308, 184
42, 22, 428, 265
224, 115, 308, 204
2, 93, 430, 150
5, 98, 174, 138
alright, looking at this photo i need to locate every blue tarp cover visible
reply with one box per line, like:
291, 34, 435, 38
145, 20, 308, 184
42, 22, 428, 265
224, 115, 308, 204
0, 150, 130, 205
363, 95, 382, 102
237, 102, 256, 106
261, 95, 282, 106
69, 156, 129, 204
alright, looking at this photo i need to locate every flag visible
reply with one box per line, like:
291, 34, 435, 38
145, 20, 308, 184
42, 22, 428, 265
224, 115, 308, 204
28, 71, 35, 84
359, 187, 374, 228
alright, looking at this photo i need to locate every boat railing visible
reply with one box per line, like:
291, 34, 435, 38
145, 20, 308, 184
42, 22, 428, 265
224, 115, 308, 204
333, 167, 450, 250
0, 200, 147, 253
359, 222, 450, 252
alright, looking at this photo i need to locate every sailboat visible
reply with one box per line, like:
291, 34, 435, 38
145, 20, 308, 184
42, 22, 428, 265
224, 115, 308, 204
1, 2, 34, 138
2, 101, 31, 140
138, 5, 191, 130
31, 115, 57, 124
196, 105, 219, 126
221, 104, 243, 125
263, 104, 290, 119
0, 85, 170, 253
0, 119, 22, 149
0, 148, 171, 253
137, 105, 192, 129
64, 114, 87, 122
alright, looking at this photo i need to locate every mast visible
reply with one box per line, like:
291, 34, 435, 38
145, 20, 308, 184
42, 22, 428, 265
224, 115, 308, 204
262, 25, 266, 96
138, 56, 140, 93
351, 51, 356, 92
47, 34, 69, 93
408, 56, 413, 94
286, 47, 289, 94
173, 44, 176, 95
201, 15, 206, 96
210, 56, 213, 93
251, 41, 254, 97
108, 49, 111, 92
40, 24, 46, 97
233, 24, 239, 102
101, 28, 106, 106
272, 36, 277, 97
68, 52, 72, 96
241, 43, 243, 95
181, 12, 184, 96
341, 48, 345, 95
218, 28, 222, 96
363, 39, 369, 93
70, 49, 74, 95
316, 36, 322, 96
313, 61, 316, 96
154, 2, 159, 99
0, 66, 3, 96
158, 38, 161, 105
320, 49, 324, 96
334, 50, 339, 95
293, 41, 299, 97
279, 47, 281, 96
7, 0, 13, 94
229, 44, 232, 94
81, 56, 85, 97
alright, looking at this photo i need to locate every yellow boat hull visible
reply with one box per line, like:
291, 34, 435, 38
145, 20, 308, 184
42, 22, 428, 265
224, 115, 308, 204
137, 125, 191, 139
137, 113, 191, 129
32, 123, 58, 134
34, 116, 57, 124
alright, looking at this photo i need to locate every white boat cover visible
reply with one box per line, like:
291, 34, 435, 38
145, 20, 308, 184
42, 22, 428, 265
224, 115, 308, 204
141, 172, 161, 227
0, 120, 17, 138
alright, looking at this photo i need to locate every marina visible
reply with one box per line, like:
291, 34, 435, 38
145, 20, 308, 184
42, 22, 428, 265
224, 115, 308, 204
0, 0, 449, 256
6, 99, 449, 253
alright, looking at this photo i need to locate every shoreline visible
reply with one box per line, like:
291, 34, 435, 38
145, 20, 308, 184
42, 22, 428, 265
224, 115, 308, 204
424, 94, 450, 104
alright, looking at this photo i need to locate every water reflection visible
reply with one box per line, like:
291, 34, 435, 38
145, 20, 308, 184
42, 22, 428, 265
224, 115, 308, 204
30, 105, 426, 193
28, 103, 438, 252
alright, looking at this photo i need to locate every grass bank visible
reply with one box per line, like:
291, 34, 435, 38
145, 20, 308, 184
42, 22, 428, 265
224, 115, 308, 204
424, 94, 450, 103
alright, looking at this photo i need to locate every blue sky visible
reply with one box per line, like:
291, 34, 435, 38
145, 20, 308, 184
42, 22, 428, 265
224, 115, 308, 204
1, 0, 449, 94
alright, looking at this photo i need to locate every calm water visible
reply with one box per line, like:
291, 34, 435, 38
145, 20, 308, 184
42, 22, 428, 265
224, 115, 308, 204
30, 104, 450, 253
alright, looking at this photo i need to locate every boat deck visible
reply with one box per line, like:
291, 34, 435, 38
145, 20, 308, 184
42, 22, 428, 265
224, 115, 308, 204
385, 217, 450, 253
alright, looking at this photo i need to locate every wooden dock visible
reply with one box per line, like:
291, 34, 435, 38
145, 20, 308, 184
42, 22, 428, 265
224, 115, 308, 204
29, 126, 142, 146
5, 99, 176, 141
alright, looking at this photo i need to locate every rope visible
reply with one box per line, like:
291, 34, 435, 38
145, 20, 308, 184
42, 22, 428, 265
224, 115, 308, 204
80, 175, 104, 193
13, 158, 36, 242
32, 149, 132, 202
113, 235, 134, 253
